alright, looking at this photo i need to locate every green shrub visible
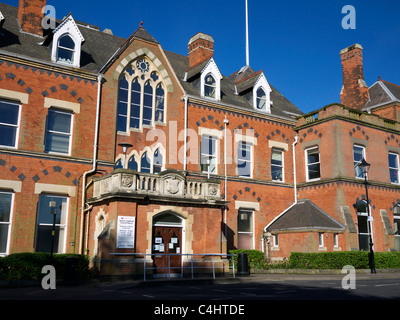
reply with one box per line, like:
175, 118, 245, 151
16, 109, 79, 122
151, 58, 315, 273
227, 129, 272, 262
288, 251, 400, 269
229, 249, 265, 269
0, 253, 90, 281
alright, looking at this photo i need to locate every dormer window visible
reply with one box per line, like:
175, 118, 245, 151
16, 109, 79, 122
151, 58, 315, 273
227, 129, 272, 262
204, 74, 216, 99
200, 58, 222, 101
57, 34, 75, 65
50, 14, 84, 68
252, 73, 272, 113
256, 87, 266, 110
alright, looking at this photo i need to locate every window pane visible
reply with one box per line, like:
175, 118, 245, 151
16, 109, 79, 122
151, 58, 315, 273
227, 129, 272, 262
153, 149, 163, 173
0, 193, 12, 223
130, 78, 141, 129
127, 155, 138, 171
238, 160, 250, 177
0, 224, 9, 254
143, 81, 153, 126
353, 146, 364, 162
239, 142, 251, 161
35, 195, 68, 253
390, 169, 399, 184
59, 35, 75, 49
308, 164, 321, 180
271, 150, 282, 165
47, 110, 71, 133
389, 153, 398, 168
256, 88, 266, 109
117, 76, 129, 132
238, 211, 253, 232
357, 215, 369, 234
45, 132, 70, 154
238, 233, 253, 250
155, 83, 165, 122
0, 101, 19, 125
0, 125, 17, 147
141, 152, 151, 173
307, 149, 319, 164
271, 166, 282, 181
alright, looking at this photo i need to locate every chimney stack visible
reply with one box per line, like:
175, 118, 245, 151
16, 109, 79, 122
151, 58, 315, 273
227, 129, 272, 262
188, 32, 214, 68
18, 0, 46, 37
340, 44, 369, 110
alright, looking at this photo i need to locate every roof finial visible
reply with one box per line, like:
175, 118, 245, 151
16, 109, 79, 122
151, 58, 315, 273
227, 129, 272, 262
378, 75, 381, 81
140, 21, 143, 28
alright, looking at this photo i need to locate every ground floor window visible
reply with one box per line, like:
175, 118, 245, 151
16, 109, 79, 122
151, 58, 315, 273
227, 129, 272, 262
237, 209, 254, 249
0, 192, 13, 255
356, 200, 370, 251
35, 194, 68, 253
394, 205, 400, 251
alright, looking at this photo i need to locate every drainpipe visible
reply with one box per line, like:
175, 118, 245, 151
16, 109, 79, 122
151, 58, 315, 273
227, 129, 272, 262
292, 134, 299, 204
183, 95, 188, 171
79, 73, 103, 255
223, 116, 229, 250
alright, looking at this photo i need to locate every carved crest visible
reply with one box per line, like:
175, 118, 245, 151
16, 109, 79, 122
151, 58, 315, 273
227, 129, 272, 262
121, 174, 133, 188
165, 177, 180, 194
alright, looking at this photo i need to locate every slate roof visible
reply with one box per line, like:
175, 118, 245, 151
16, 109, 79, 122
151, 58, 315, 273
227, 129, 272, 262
364, 79, 400, 110
0, 2, 302, 119
266, 199, 345, 233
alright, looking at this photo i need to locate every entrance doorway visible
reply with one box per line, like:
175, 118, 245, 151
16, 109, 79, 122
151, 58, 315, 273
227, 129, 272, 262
152, 212, 183, 275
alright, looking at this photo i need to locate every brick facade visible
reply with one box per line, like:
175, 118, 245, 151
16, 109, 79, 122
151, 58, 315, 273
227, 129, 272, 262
1, 0, 400, 277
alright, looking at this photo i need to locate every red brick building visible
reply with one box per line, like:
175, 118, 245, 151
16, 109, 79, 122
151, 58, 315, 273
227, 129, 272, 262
1, 0, 399, 276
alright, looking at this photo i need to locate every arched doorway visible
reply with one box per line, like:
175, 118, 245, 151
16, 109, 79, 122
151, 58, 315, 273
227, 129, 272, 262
152, 212, 183, 276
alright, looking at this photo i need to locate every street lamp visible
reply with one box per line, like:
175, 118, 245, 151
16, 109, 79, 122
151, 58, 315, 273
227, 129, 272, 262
49, 200, 56, 264
358, 158, 376, 274
118, 142, 133, 168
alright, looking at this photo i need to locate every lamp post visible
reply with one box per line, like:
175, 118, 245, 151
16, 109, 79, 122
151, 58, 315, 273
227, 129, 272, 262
49, 200, 56, 264
118, 142, 133, 168
358, 158, 376, 274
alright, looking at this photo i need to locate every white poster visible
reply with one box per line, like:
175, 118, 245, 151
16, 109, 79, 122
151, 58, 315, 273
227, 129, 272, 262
116, 216, 136, 249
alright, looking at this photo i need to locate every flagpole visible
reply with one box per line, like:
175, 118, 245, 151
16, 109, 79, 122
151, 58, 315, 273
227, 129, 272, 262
245, 0, 249, 66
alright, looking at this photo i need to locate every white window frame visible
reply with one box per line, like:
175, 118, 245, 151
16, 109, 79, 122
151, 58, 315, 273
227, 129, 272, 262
200, 134, 218, 175
237, 209, 254, 250
35, 194, 69, 254
318, 232, 324, 248
56, 34, 76, 66
271, 148, 284, 182
273, 234, 279, 248
0, 100, 21, 149
353, 145, 366, 179
389, 152, 399, 184
0, 191, 15, 256
356, 200, 373, 252
200, 58, 222, 101
45, 109, 73, 156
305, 146, 321, 182
237, 141, 253, 178
334, 233, 339, 248
252, 73, 272, 113
117, 58, 167, 134
394, 205, 400, 251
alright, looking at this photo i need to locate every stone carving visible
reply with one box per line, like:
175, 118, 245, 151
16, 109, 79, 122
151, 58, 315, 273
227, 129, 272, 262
121, 174, 133, 188
165, 177, 180, 194
209, 185, 218, 196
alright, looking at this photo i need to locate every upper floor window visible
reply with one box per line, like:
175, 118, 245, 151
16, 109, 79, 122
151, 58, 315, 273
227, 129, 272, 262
353, 145, 366, 179
201, 135, 217, 175
153, 148, 163, 174
204, 74, 216, 99
141, 152, 151, 173
389, 152, 399, 184
271, 149, 284, 182
44, 109, 73, 155
238, 141, 252, 178
51, 15, 84, 68
306, 147, 320, 181
0, 100, 20, 148
117, 58, 166, 133
57, 34, 75, 65
256, 88, 267, 110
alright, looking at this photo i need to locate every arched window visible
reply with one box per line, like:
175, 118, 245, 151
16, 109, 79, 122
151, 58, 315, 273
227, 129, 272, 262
256, 88, 266, 110
114, 158, 123, 170
143, 80, 153, 126
153, 148, 163, 173
204, 73, 216, 98
141, 152, 151, 173
130, 78, 141, 129
155, 83, 165, 123
57, 34, 75, 64
127, 155, 138, 171
117, 75, 129, 132
116, 58, 166, 132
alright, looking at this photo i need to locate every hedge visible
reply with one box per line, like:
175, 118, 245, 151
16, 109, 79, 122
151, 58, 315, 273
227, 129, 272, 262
228, 250, 265, 269
289, 251, 400, 269
0, 253, 90, 281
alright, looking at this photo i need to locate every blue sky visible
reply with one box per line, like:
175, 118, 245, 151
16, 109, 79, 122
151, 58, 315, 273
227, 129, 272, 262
4, 0, 400, 114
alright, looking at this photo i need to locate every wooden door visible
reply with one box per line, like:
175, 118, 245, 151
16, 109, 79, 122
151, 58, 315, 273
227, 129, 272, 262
152, 226, 182, 274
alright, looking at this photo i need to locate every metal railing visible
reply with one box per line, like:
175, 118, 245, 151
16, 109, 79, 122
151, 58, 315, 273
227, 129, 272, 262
109, 253, 236, 281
